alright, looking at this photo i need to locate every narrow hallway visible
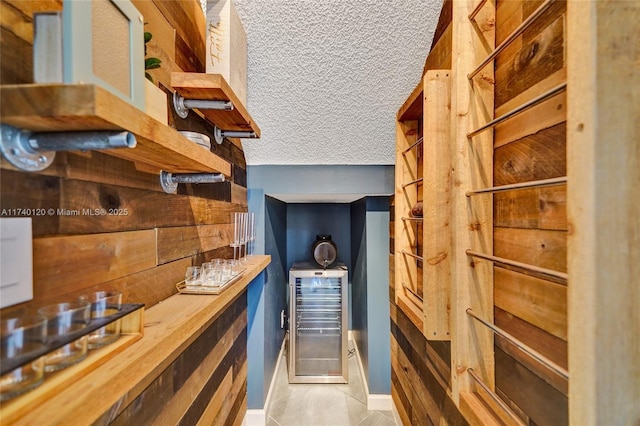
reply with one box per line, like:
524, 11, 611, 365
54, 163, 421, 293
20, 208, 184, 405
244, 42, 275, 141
265, 341, 397, 426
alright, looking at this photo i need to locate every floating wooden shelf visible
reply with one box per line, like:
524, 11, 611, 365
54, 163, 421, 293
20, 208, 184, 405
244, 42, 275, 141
0, 256, 270, 425
0, 84, 231, 176
171, 72, 261, 138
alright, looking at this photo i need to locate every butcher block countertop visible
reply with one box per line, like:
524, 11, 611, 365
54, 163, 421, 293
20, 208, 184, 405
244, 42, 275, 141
1, 255, 270, 425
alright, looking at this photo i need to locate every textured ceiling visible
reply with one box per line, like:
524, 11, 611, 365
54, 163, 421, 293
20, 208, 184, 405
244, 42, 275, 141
233, 0, 442, 165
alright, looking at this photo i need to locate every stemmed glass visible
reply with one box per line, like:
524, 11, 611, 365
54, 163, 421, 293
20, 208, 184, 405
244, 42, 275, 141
231, 212, 256, 262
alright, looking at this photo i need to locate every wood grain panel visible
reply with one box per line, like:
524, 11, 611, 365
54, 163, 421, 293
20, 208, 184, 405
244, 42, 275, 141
495, 1, 566, 108
451, 0, 495, 398
391, 304, 464, 426
423, 70, 451, 340
458, 392, 503, 426
494, 227, 567, 272
495, 0, 522, 44
64, 152, 161, 192
55, 179, 243, 234
0, 0, 34, 43
152, 0, 205, 73
495, 308, 568, 396
0, 168, 60, 234
111, 296, 247, 425
429, 0, 452, 53
495, 348, 568, 426
494, 123, 566, 185
153, 313, 246, 424
181, 336, 246, 425
156, 224, 233, 264
391, 298, 452, 382
424, 25, 452, 73
493, 186, 567, 230
392, 370, 412, 426
94, 258, 190, 309
4, 0, 62, 17
231, 183, 248, 206
32, 230, 157, 296
392, 340, 439, 426
197, 370, 233, 426
494, 91, 565, 149
0, 27, 33, 84
494, 268, 567, 340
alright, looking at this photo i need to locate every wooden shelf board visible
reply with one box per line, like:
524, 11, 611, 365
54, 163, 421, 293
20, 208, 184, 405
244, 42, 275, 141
1, 307, 145, 424
0, 84, 231, 175
397, 79, 424, 122
1, 255, 271, 425
171, 72, 261, 138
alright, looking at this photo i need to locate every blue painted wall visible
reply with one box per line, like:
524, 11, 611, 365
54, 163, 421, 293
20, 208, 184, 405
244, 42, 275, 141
350, 196, 391, 394
247, 192, 288, 409
247, 165, 394, 410
364, 197, 391, 394
286, 203, 351, 271
350, 197, 369, 382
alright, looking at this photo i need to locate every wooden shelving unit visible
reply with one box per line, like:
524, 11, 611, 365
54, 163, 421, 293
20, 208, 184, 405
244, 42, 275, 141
0, 84, 232, 175
394, 79, 424, 331
394, 70, 452, 342
171, 72, 261, 137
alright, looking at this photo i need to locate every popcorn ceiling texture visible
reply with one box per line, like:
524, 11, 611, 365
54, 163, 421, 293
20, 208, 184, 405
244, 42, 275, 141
233, 0, 442, 165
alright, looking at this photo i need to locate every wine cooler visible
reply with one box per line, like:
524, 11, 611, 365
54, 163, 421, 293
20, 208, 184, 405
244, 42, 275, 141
288, 262, 348, 384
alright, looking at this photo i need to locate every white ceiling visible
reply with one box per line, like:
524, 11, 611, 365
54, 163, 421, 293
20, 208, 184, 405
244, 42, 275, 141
233, 0, 442, 166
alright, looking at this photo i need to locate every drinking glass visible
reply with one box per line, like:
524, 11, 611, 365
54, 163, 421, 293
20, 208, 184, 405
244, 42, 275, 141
220, 260, 232, 282
37, 301, 90, 372
185, 266, 201, 287
79, 291, 122, 349
0, 315, 47, 401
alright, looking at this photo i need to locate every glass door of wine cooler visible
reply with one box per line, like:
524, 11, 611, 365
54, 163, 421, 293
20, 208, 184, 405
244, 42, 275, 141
288, 262, 348, 384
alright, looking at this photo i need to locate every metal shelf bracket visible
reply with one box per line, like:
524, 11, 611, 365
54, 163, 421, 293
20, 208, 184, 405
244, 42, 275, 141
213, 126, 257, 145
0, 124, 136, 172
172, 92, 233, 119
159, 170, 225, 194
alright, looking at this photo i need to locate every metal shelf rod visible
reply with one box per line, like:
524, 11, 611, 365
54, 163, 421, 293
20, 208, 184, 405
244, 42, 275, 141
468, 0, 556, 80
467, 83, 566, 138
465, 249, 568, 282
402, 137, 424, 155
402, 283, 423, 303
401, 217, 424, 222
401, 250, 424, 262
466, 309, 569, 380
465, 176, 567, 196
468, 0, 488, 21
467, 368, 528, 426
402, 177, 424, 188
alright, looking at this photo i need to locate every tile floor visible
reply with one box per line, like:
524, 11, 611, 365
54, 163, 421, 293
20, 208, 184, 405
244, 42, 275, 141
265, 343, 397, 426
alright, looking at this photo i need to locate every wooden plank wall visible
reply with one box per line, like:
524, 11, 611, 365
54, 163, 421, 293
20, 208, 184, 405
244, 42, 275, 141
0, 1, 248, 423
393, 0, 569, 424
492, 1, 568, 424
102, 293, 248, 426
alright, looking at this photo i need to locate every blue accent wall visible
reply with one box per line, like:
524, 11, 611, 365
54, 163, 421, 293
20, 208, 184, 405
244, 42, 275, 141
350, 197, 369, 382
247, 165, 394, 409
247, 192, 288, 409
364, 197, 391, 394
286, 203, 351, 271
350, 196, 391, 395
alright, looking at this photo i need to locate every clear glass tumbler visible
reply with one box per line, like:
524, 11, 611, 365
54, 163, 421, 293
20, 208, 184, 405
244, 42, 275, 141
37, 301, 90, 372
79, 291, 122, 349
0, 315, 47, 401
185, 266, 202, 287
